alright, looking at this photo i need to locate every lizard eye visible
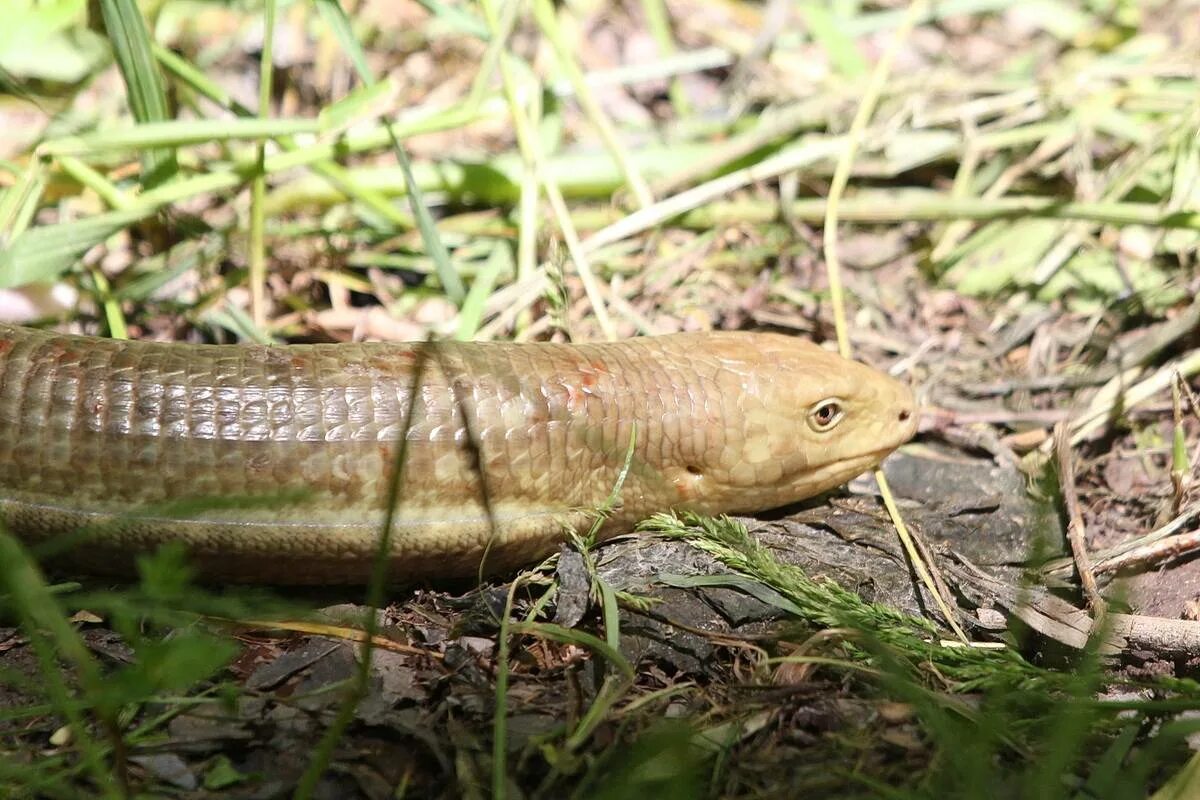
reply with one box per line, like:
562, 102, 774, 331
807, 399, 844, 432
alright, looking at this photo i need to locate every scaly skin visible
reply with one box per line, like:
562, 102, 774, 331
0, 325, 917, 582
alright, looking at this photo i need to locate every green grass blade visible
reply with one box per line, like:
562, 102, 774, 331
55, 155, 131, 210
508, 621, 635, 679
319, 77, 398, 133
413, 0, 489, 38
0, 208, 148, 288
152, 44, 413, 231
455, 243, 510, 340
656, 573, 806, 617
1152, 752, 1200, 800
0, 531, 124, 798
799, 2, 869, 77
86, 266, 128, 339
0, 160, 46, 246
96, 0, 177, 186
201, 306, 275, 345
39, 117, 324, 157
313, 0, 372, 79
531, 0, 654, 209
639, 0, 691, 116
248, 0, 277, 327
313, 0, 465, 304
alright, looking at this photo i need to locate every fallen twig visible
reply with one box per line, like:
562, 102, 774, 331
951, 560, 1200, 658
1054, 423, 1106, 620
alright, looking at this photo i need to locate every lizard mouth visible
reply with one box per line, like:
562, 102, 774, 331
806, 445, 905, 490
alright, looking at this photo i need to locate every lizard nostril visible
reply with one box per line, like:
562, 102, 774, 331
898, 409, 911, 422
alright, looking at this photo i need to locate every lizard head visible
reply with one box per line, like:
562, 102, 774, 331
677, 332, 918, 513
